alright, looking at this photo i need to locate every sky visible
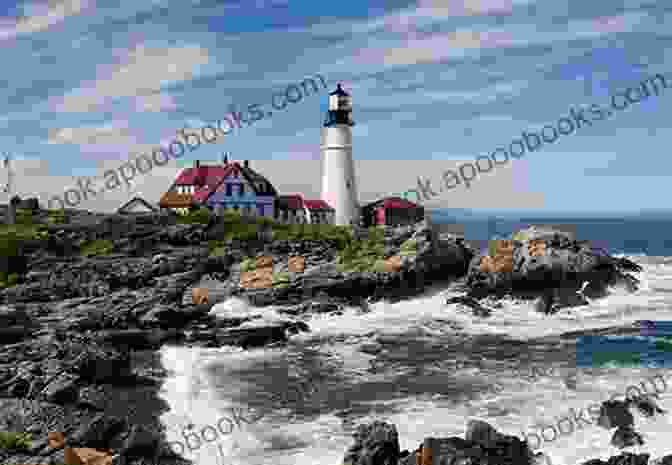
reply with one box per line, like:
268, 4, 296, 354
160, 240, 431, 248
0, 0, 669, 213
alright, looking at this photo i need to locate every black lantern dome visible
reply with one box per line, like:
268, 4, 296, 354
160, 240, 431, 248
324, 83, 354, 127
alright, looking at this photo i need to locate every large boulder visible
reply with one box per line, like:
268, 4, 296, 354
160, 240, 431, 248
464, 226, 642, 307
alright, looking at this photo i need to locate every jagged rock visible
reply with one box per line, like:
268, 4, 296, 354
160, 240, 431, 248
69, 413, 126, 450
93, 329, 180, 350
342, 420, 400, 465
40, 372, 79, 404
597, 400, 635, 429
120, 425, 160, 457
214, 321, 309, 348
611, 426, 644, 448
446, 295, 493, 317
71, 344, 132, 383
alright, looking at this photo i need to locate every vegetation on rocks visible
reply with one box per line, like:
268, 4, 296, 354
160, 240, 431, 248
239, 256, 257, 272
336, 227, 385, 273
0, 431, 31, 451
79, 239, 114, 257
272, 271, 290, 288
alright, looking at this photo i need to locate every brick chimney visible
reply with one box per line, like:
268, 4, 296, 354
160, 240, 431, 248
244, 160, 249, 169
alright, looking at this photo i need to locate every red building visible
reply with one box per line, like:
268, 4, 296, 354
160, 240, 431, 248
360, 196, 424, 227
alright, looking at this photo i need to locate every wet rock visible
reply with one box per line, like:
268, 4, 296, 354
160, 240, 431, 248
120, 425, 160, 457
93, 329, 180, 350
446, 295, 492, 317
611, 426, 645, 448
597, 400, 635, 429
69, 413, 126, 450
342, 420, 400, 465
40, 372, 79, 404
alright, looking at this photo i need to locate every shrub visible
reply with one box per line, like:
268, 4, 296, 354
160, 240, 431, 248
272, 271, 290, 287
239, 257, 256, 272
177, 207, 211, 225
0, 272, 18, 289
399, 238, 417, 256
0, 431, 31, 451
46, 209, 66, 225
79, 239, 114, 257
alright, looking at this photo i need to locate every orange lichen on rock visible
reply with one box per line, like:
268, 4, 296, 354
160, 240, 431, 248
480, 239, 514, 273
239, 268, 273, 289
255, 255, 273, 269
64, 447, 113, 465
192, 287, 208, 305
48, 431, 65, 449
528, 239, 546, 257
383, 255, 402, 273
287, 255, 305, 273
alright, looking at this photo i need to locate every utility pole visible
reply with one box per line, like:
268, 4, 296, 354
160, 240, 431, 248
2, 153, 14, 225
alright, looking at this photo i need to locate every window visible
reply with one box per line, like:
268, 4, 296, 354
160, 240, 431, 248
226, 184, 232, 196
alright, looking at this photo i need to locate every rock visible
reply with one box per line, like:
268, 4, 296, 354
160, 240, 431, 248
214, 322, 303, 348
629, 394, 666, 417
120, 425, 159, 457
465, 419, 500, 446
597, 400, 634, 430
71, 345, 132, 383
446, 295, 492, 317
611, 426, 644, 448
342, 420, 400, 465
69, 413, 126, 450
40, 372, 79, 404
138, 304, 200, 328
93, 329, 180, 350
77, 385, 112, 411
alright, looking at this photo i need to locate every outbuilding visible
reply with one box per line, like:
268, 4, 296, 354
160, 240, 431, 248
360, 196, 424, 227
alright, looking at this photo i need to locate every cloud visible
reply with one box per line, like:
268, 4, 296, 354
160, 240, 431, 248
132, 92, 178, 113
51, 44, 210, 113
0, 0, 92, 41
415, 0, 518, 18
45, 122, 168, 162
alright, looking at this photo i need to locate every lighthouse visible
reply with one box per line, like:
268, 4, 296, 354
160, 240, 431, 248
320, 83, 359, 226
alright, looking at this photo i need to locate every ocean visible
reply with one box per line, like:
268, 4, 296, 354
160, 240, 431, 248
157, 212, 672, 465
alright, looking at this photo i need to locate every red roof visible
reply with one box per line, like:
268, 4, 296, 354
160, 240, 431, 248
382, 198, 420, 209
277, 195, 304, 210
304, 199, 333, 210
364, 196, 421, 210
177, 163, 242, 203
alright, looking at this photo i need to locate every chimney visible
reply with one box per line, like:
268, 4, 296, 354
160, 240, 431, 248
222, 153, 229, 165
243, 160, 249, 169
194, 160, 200, 169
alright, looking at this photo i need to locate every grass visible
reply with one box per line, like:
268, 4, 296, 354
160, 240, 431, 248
399, 238, 417, 257
0, 272, 19, 289
0, 431, 31, 451
272, 271, 290, 288
79, 239, 114, 257
239, 257, 256, 272
335, 227, 385, 273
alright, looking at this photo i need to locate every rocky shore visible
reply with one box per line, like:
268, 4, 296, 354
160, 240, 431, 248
0, 209, 653, 465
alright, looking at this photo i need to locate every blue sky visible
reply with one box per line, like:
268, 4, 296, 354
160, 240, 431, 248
0, 0, 669, 213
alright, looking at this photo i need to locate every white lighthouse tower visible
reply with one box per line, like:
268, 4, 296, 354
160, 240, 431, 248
320, 83, 359, 226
